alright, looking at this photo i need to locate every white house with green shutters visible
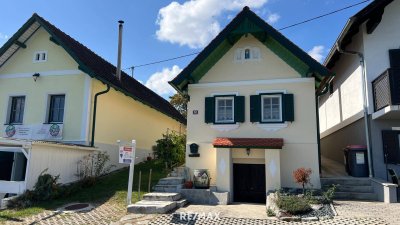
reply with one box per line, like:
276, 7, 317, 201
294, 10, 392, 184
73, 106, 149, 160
170, 7, 333, 204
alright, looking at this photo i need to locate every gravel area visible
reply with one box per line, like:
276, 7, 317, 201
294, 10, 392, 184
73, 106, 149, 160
299, 204, 334, 218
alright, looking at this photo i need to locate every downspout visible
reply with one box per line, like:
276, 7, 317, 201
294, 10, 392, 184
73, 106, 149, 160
316, 78, 333, 174
336, 43, 373, 178
90, 84, 110, 147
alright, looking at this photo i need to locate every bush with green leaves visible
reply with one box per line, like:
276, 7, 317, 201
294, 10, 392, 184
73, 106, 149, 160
8, 169, 61, 208
275, 192, 312, 215
322, 184, 337, 203
153, 131, 186, 167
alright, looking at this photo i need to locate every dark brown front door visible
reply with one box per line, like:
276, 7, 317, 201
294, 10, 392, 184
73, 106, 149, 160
233, 163, 266, 203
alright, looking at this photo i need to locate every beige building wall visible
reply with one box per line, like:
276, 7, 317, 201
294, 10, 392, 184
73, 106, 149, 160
186, 35, 320, 189
0, 27, 88, 142
91, 79, 185, 163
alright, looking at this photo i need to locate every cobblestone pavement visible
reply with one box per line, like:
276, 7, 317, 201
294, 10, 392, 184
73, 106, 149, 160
4, 200, 400, 225
4, 202, 126, 225
118, 201, 400, 225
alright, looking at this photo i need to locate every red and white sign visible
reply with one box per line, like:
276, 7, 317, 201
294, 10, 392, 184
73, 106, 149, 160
119, 145, 134, 164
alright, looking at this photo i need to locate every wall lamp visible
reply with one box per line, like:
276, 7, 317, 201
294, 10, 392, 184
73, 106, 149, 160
32, 73, 40, 82
246, 148, 251, 156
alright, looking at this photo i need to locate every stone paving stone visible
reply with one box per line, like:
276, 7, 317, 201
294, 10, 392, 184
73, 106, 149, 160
4, 203, 125, 225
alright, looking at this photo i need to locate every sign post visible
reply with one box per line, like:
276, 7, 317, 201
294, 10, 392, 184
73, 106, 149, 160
118, 140, 136, 205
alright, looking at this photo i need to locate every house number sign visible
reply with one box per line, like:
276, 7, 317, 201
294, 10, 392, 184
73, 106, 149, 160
193, 110, 198, 115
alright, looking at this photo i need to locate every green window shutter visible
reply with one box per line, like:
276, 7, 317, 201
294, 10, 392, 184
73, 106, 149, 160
205, 97, 215, 123
283, 94, 294, 122
234, 96, 245, 123
250, 95, 261, 122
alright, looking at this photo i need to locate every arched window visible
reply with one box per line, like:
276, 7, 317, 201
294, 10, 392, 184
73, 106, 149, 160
244, 49, 251, 59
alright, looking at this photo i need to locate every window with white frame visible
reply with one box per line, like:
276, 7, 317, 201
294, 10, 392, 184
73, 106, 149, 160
261, 95, 282, 122
8, 96, 26, 124
48, 95, 65, 123
33, 51, 47, 62
215, 96, 234, 123
234, 47, 261, 62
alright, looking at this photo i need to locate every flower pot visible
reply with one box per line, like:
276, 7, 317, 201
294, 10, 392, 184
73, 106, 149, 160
184, 181, 193, 189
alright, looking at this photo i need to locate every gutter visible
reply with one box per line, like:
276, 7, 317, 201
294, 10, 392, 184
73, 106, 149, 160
90, 84, 110, 147
335, 40, 373, 178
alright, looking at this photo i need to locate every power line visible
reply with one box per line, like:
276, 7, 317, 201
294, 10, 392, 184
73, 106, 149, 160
125, 0, 371, 72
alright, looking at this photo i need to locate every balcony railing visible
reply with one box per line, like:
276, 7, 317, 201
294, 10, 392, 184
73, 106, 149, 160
372, 68, 400, 112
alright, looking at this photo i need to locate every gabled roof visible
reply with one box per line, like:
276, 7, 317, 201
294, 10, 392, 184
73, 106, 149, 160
0, 13, 186, 124
324, 0, 393, 69
170, 6, 334, 93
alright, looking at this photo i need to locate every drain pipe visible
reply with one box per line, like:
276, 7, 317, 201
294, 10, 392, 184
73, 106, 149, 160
90, 84, 110, 147
336, 43, 373, 178
316, 77, 333, 174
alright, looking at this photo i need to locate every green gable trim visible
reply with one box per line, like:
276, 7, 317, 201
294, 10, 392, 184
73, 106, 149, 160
170, 7, 334, 93
0, 13, 185, 124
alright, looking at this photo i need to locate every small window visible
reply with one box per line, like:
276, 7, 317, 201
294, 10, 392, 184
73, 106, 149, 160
9, 96, 25, 124
48, 95, 65, 123
261, 95, 282, 122
244, 49, 251, 59
33, 51, 47, 62
215, 96, 234, 123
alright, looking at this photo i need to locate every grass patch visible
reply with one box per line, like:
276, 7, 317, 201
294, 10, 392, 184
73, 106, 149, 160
0, 160, 167, 223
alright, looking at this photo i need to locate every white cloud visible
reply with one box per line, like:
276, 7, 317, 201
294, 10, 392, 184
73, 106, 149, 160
307, 45, 325, 62
266, 13, 280, 24
145, 65, 182, 97
156, 0, 268, 49
0, 33, 9, 44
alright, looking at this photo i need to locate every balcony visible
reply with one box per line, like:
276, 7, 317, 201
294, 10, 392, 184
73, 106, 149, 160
372, 68, 400, 119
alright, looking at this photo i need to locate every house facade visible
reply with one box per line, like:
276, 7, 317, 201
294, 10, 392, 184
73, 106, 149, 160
170, 7, 332, 203
0, 14, 185, 199
318, 0, 400, 180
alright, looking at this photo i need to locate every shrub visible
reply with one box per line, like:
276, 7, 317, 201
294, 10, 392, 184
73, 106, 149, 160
322, 184, 337, 203
267, 208, 276, 217
304, 189, 319, 204
76, 151, 115, 186
275, 193, 312, 215
153, 131, 186, 167
8, 169, 61, 208
293, 168, 312, 194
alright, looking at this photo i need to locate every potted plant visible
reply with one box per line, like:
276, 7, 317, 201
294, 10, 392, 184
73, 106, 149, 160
184, 180, 193, 189
147, 153, 152, 161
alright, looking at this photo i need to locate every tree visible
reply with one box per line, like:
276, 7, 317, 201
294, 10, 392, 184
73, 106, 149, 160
169, 93, 188, 118
293, 168, 312, 194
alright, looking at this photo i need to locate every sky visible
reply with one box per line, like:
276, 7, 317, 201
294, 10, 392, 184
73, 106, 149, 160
0, 0, 371, 99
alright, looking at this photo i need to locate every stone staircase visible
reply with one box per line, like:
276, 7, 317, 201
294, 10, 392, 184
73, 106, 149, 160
321, 177, 377, 201
153, 177, 185, 192
127, 192, 187, 214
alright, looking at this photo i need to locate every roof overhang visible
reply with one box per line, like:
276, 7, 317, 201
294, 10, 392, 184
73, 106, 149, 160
212, 137, 284, 149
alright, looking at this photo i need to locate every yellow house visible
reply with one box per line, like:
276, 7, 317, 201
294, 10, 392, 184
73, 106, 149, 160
170, 7, 333, 204
0, 14, 185, 199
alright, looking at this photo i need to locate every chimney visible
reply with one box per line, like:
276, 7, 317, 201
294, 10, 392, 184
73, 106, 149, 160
116, 20, 124, 81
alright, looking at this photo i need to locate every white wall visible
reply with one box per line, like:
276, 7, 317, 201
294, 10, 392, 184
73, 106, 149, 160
363, 0, 400, 113
319, 22, 364, 135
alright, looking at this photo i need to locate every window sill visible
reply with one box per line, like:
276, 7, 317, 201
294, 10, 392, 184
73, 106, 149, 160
256, 122, 288, 132
210, 123, 239, 132
43, 122, 64, 124
4, 123, 23, 126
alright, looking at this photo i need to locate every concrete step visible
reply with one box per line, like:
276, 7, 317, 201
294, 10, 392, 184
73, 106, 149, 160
327, 185, 374, 193
143, 192, 182, 201
320, 178, 371, 186
127, 200, 176, 214
153, 184, 184, 192
334, 192, 377, 201
157, 177, 185, 185
176, 199, 188, 208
